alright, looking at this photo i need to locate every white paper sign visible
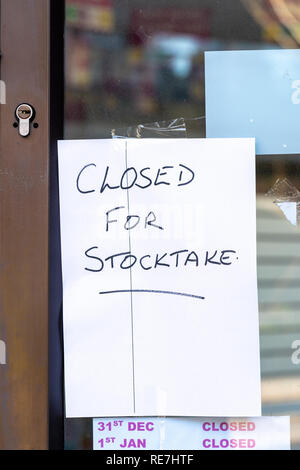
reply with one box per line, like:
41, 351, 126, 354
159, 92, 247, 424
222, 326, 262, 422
93, 417, 290, 450
58, 138, 261, 418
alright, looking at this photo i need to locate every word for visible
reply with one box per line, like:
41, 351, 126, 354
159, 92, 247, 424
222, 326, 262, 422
202, 421, 255, 432
84, 247, 238, 272
106, 206, 163, 232
202, 439, 256, 449
76, 163, 195, 194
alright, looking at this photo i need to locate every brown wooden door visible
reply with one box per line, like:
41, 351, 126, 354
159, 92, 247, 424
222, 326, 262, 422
0, 0, 64, 450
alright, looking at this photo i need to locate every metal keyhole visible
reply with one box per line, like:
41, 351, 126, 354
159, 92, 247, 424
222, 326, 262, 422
15, 103, 34, 137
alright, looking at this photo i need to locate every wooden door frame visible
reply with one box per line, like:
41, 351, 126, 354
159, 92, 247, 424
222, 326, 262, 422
49, 0, 64, 451
0, 0, 64, 449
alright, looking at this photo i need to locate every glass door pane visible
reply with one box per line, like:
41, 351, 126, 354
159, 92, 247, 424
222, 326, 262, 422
64, 0, 300, 450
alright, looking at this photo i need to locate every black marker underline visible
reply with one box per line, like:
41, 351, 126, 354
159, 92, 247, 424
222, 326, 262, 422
99, 289, 205, 300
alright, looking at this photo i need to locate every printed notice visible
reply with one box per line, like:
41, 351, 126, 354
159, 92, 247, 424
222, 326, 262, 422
93, 417, 290, 450
58, 138, 261, 418
205, 49, 300, 155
